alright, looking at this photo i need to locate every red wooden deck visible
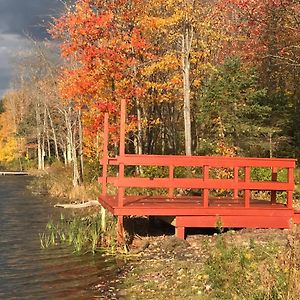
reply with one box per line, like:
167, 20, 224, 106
98, 99, 300, 240
99, 194, 300, 237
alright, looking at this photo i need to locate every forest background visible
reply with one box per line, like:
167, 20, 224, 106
0, 0, 299, 193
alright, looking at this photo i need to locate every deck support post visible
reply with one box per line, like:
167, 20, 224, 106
118, 179, 125, 207
176, 226, 185, 239
100, 112, 109, 232
120, 99, 126, 157
244, 166, 251, 208
118, 98, 126, 208
287, 191, 293, 209
102, 113, 109, 195
271, 167, 278, 205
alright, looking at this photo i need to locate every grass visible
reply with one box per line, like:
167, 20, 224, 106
27, 161, 102, 201
203, 228, 300, 299
33, 162, 300, 298
122, 226, 300, 300
39, 211, 118, 254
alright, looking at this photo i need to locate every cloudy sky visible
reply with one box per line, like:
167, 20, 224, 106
0, 0, 68, 97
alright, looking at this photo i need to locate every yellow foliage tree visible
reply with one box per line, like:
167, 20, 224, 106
139, 0, 225, 154
0, 93, 23, 163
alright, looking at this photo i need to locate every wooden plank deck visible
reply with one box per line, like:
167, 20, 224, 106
99, 194, 300, 238
99, 195, 288, 213
98, 101, 299, 241
99, 195, 294, 217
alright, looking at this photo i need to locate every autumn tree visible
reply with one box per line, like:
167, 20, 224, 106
50, 0, 152, 161
215, 0, 300, 157
140, 0, 223, 155
0, 93, 25, 165
197, 57, 277, 157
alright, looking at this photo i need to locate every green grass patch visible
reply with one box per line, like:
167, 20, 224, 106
122, 227, 300, 300
40, 212, 117, 254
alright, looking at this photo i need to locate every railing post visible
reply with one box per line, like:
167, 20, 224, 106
118, 98, 127, 208
234, 167, 239, 200
168, 165, 174, 198
101, 112, 109, 196
203, 165, 209, 208
118, 169, 125, 207
101, 112, 109, 232
244, 166, 250, 208
287, 167, 294, 209
271, 167, 277, 205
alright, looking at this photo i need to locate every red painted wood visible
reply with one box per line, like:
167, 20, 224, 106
112, 177, 294, 191
234, 167, 239, 199
287, 191, 293, 209
114, 154, 296, 168
120, 98, 126, 157
118, 166, 125, 208
114, 207, 295, 217
176, 215, 292, 228
168, 165, 174, 197
271, 167, 277, 204
176, 227, 185, 239
203, 165, 209, 208
99, 195, 294, 216
287, 168, 294, 208
101, 112, 109, 196
293, 211, 300, 223
244, 166, 250, 208
117, 98, 126, 210
98, 100, 299, 236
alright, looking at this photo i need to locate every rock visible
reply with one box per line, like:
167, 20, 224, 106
131, 240, 150, 254
161, 236, 190, 253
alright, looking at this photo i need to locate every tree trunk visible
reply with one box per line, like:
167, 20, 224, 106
64, 108, 73, 164
136, 99, 143, 156
72, 117, 81, 187
62, 145, 67, 165
35, 102, 44, 170
182, 23, 193, 156
47, 107, 60, 161
78, 109, 84, 182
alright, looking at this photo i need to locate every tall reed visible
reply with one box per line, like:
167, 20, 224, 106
40, 212, 117, 254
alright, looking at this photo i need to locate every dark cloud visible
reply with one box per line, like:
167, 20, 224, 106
0, 0, 73, 97
0, 71, 10, 97
0, 0, 68, 39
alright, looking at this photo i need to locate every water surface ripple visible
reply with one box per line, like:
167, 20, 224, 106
0, 176, 114, 299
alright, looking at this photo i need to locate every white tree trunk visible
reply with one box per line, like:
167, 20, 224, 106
35, 102, 44, 170
64, 108, 73, 164
47, 107, 60, 161
182, 24, 193, 156
78, 109, 84, 182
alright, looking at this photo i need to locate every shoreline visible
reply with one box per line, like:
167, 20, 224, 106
25, 170, 300, 299
113, 227, 300, 299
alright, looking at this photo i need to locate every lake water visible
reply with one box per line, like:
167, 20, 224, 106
0, 176, 117, 299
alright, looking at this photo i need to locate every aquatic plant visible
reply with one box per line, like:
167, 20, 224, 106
39, 211, 117, 254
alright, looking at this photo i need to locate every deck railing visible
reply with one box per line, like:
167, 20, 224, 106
98, 104, 298, 241
99, 154, 296, 209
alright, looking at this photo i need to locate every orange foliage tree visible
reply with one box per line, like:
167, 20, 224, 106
50, 0, 152, 157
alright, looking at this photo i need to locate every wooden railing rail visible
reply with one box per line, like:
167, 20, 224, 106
99, 153, 296, 209
101, 154, 296, 168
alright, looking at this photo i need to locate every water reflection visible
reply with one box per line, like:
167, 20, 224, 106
0, 177, 114, 300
